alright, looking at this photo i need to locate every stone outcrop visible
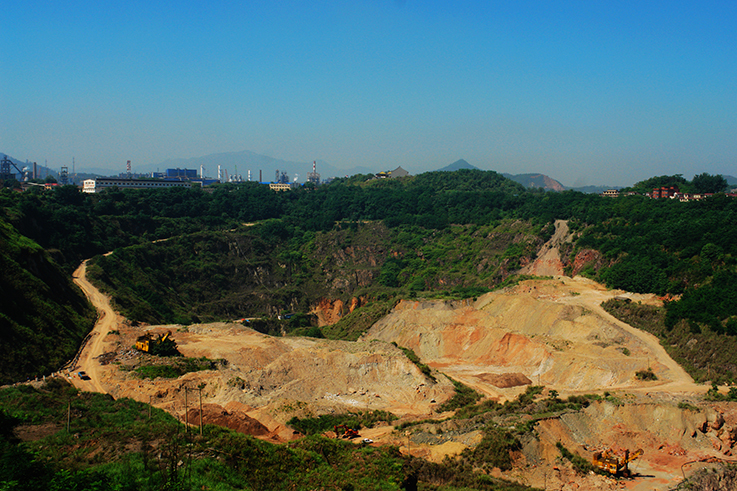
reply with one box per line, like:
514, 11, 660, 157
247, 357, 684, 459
313, 296, 367, 326
571, 249, 604, 276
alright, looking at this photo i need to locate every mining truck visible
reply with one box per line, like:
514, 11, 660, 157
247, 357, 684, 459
592, 448, 643, 476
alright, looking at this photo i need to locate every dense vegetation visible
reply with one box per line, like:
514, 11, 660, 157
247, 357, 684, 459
0, 220, 95, 384
85, 209, 545, 326
287, 410, 398, 436
0, 379, 535, 490
1, 170, 737, 382
621, 173, 728, 195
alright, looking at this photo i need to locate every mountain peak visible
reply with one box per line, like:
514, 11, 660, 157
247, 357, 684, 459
437, 159, 479, 172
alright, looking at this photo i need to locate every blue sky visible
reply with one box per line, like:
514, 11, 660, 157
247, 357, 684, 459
2, 1, 736, 186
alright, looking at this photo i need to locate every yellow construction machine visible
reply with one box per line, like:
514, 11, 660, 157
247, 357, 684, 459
135, 330, 172, 353
592, 448, 643, 476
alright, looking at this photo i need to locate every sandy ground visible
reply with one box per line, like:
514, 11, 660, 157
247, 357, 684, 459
554, 276, 700, 395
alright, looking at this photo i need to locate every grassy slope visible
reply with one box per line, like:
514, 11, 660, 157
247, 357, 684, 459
0, 220, 95, 384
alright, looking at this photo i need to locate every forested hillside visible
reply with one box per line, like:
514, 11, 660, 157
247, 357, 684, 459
2, 170, 737, 382
0, 220, 95, 384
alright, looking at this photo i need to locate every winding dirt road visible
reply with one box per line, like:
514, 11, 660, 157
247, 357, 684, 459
70, 259, 118, 394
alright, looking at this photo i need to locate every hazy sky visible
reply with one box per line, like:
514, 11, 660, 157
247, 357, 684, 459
3, 1, 736, 186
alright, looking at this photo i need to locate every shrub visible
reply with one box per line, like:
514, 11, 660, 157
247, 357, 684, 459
677, 401, 699, 412
436, 378, 483, 413
392, 343, 436, 382
635, 368, 657, 381
287, 410, 397, 436
556, 442, 595, 474
467, 426, 520, 471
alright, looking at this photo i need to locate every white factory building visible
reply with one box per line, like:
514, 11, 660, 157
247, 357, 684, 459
82, 178, 192, 193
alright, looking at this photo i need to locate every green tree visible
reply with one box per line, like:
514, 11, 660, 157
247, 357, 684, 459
692, 173, 728, 194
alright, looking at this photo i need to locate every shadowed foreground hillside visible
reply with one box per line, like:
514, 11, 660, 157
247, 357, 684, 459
0, 220, 95, 384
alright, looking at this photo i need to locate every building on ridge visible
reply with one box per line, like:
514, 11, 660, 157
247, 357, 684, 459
652, 186, 679, 199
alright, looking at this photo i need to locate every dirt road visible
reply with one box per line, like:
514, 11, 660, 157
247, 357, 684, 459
555, 276, 701, 394
70, 259, 117, 394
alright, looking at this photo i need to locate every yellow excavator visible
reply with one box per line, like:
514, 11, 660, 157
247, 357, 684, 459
592, 448, 643, 476
135, 330, 172, 353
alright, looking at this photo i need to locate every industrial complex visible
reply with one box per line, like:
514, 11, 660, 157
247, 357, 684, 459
1, 155, 332, 193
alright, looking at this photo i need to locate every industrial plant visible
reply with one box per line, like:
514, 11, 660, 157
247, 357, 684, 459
1, 154, 326, 193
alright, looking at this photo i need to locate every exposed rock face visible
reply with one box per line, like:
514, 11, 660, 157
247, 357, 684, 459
314, 298, 346, 326
533, 400, 737, 471
571, 249, 604, 276
313, 296, 366, 326
312, 223, 388, 296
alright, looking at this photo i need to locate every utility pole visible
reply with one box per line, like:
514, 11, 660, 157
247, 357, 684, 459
184, 387, 189, 432
198, 386, 203, 436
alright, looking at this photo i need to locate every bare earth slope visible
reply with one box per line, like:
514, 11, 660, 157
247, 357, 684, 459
519, 218, 571, 276
365, 277, 700, 401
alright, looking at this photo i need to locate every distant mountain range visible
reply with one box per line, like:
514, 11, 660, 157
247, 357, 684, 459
436, 159, 477, 172
501, 173, 566, 192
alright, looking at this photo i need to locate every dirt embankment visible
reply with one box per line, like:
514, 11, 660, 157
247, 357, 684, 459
519, 219, 572, 276
75, 320, 455, 442
365, 277, 699, 401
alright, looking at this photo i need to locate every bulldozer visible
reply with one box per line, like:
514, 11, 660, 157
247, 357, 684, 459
135, 330, 173, 353
592, 448, 643, 476
334, 424, 360, 439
